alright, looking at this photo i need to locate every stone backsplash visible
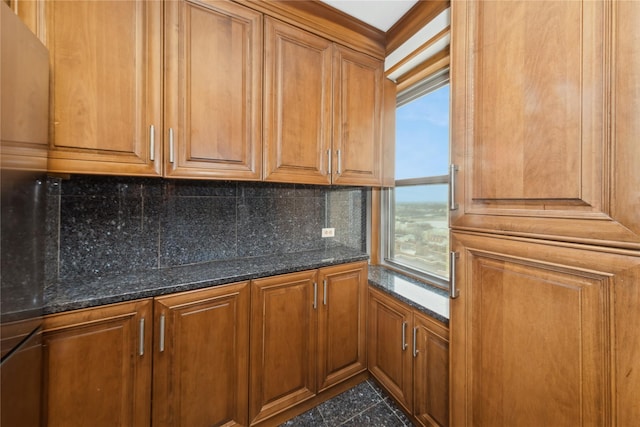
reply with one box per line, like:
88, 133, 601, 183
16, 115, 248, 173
45, 175, 367, 282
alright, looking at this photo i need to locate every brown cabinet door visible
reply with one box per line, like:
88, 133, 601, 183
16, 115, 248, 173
152, 282, 249, 427
413, 312, 449, 427
367, 286, 413, 412
42, 299, 153, 427
44, 0, 162, 176
250, 270, 318, 424
263, 17, 333, 185
450, 231, 640, 426
164, 0, 262, 180
332, 44, 383, 186
450, 1, 640, 249
317, 261, 367, 391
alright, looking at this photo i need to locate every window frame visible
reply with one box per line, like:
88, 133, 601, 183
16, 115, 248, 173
380, 70, 451, 290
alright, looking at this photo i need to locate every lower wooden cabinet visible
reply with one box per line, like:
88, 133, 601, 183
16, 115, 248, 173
450, 232, 640, 426
250, 261, 368, 425
42, 299, 153, 427
368, 286, 449, 427
152, 281, 249, 426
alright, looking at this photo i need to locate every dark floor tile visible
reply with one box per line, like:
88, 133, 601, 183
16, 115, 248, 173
280, 407, 326, 427
382, 397, 414, 426
341, 401, 407, 427
316, 381, 382, 425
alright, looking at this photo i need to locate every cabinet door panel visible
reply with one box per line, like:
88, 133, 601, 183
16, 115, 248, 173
450, 1, 640, 248
317, 262, 367, 391
42, 300, 152, 427
413, 312, 449, 427
165, 0, 262, 180
450, 232, 640, 426
153, 282, 249, 427
250, 270, 317, 424
45, 0, 162, 175
332, 45, 383, 186
367, 287, 413, 412
263, 17, 332, 185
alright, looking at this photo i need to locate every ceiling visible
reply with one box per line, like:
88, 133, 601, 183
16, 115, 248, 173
318, 0, 419, 32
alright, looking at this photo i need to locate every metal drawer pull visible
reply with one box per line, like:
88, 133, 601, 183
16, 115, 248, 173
327, 149, 332, 174
169, 128, 175, 163
323, 279, 327, 305
313, 282, 317, 309
402, 321, 408, 350
159, 314, 166, 352
337, 149, 342, 174
449, 164, 459, 210
450, 251, 460, 299
149, 125, 155, 161
139, 318, 145, 356
413, 327, 418, 358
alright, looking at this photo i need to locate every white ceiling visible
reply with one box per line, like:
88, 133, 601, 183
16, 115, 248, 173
318, 0, 419, 32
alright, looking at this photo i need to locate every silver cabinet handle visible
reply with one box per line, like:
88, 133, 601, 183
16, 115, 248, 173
450, 251, 460, 299
168, 128, 175, 163
139, 318, 145, 356
323, 279, 327, 305
159, 314, 166, 352
149, 125, 155, 161
313, 282, 317, 309
327, 149, 332, 174
449, 164, 459, 210
337, 149, 342, 174
402, 321, 408, 350
413, 327, 418, 358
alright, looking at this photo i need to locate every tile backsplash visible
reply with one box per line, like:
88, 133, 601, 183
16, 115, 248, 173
46, 175, 367, 282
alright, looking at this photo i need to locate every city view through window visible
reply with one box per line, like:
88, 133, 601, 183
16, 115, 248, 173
390, 84, 450, 280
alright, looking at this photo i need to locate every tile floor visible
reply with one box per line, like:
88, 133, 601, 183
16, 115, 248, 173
279, 379, 415, 426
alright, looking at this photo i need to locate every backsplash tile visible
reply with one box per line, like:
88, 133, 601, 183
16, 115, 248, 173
48, 175, 368, 282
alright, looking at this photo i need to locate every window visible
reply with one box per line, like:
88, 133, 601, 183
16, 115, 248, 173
383, 71, 450, 287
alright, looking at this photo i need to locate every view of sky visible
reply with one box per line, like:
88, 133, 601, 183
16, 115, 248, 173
395, 84, 450, 203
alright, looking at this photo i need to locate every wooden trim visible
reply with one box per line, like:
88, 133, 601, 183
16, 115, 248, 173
370, 188, 382, 265
396, 48, 449, 92
386, 0, 450, 56
242, 0, 385, 59
385, 25, 450, 77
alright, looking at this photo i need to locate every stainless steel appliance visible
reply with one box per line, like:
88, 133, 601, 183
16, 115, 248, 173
1, 3, 49, 425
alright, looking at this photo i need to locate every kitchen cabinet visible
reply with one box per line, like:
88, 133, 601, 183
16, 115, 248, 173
250, 261, 367, 424
368, 286, 449, 427
263, 17, 383, 186
450, 0, 640, 249
42, 299, 152, 427
152, 281, 249, 426
43, 0, 163, 176
43, 0, 261, 180
164, 0, 262, 180
450, 231, 640, 426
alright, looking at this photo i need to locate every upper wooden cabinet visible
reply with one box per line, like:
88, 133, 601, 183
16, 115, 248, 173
450, 231, 640, 426
450, 0, 640, 249
164, 0, 262, 180
44, 0, 163, 176
264, 17, 384, 186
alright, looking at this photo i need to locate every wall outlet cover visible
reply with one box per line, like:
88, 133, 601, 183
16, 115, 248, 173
322, 227, 335, 238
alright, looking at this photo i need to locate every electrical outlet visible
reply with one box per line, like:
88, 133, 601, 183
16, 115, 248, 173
321, 227, 335, 238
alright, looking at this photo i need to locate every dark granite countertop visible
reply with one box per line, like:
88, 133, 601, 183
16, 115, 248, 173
368, 266, 449, 325
45, 247, 369, 315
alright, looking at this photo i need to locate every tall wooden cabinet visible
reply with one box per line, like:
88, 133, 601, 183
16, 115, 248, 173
42, 299, 153, 427
250, 262, 367, 425
450, 0, 640, 425
263, 17, 383, 186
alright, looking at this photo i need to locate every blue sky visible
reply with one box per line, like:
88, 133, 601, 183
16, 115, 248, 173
395, 84, 450, 203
